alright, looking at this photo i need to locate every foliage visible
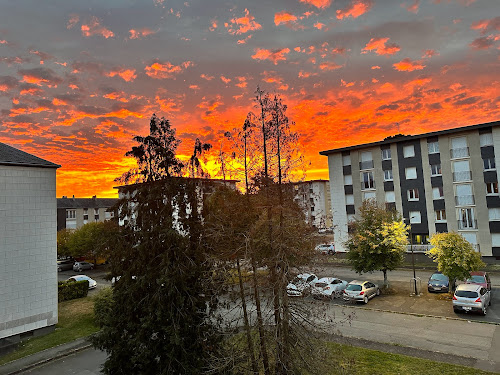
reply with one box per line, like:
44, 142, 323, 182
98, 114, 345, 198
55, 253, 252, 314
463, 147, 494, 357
427, 232, 485, 287
188, 137, 212, 178
58, 280, 89, 302
67, 220, 118, 261
345, 200, 408, 287
93, 287, 114, 328
57, 228, 74, 257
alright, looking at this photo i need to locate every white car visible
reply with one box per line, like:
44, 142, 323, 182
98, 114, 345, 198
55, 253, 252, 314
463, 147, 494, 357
315, 244, 335, 255
311, 277, 348, 299
67, 275, 97, 290
287, 273, 318, 297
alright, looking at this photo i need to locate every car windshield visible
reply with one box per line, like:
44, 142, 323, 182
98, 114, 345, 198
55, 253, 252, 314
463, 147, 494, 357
467, 275, 486, 283
346, 284, 362, 291
430, 274, 447, 281
455, 290, 478, 298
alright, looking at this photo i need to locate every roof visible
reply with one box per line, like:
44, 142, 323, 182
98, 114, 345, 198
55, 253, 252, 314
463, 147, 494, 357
114, 176, 240, 190
319, 120, 500, 156
0, 142, 60, 168
57, 197, 118, 209
455, 283, 481, 292
292, 179, 329, 184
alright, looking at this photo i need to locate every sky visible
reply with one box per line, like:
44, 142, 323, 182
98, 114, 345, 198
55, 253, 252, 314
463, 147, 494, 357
0, 0, 499, 198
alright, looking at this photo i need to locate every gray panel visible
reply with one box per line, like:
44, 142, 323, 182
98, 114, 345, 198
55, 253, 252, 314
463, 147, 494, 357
435, 223, 448, 233
484, 171, 498, 183
431, 176, 443, 187
486, 196, 500, 208
489, 222, 500, 233
433, 199, 445, 210
428, 153, 441, 165
343, 165, 351, 175
384, 181, 394, 191
381, 160, 392, 170
344, 185, 353, 194
481, 146, 495, 159
492, 247, 500, 256
346, 205, 355, 214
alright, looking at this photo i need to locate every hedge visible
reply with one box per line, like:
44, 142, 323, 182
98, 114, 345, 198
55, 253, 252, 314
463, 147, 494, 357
58, 280, 89, 302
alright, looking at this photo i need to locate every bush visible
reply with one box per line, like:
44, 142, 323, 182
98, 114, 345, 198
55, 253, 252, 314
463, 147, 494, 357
58, 280, 89, 302
93, 287, 114, 327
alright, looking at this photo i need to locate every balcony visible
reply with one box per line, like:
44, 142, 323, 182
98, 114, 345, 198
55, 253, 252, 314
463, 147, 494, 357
359, 160, 374, 170
361, 181, 375, 190
455, 195, 475, 206
457, 219, 478, 230
453, 171, 472, 182
406, 244, 433, 252
450, 147, 470, 159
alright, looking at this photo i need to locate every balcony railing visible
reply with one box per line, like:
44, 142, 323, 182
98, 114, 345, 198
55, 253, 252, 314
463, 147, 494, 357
406, 244, 433, 252
455, 195, 475, 206
359, 160, 374, 170
361, 181, 375, 190
450, 147, 470, 159
457, 219, 478, 230
453, 171, 472, 182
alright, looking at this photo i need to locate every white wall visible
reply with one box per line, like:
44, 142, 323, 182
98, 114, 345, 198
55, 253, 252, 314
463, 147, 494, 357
0, 166, 58, 339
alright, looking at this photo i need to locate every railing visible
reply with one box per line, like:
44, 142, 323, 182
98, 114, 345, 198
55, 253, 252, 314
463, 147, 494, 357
359, 160, 374, 170
455, 195, 475, 206
406, 244, 433, 252
361, 181, 375, 190
450, 147, 470, 159
453, 171, 472, 182
457, 219, 478, 229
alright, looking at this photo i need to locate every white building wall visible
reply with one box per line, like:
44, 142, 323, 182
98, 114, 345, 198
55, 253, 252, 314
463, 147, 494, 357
328, 154, 348, 252
0, 166, 58, 339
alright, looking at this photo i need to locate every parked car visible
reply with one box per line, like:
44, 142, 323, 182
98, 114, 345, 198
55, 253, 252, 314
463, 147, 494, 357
453, 283, 491, 315
343, 280, 380, 304
315, 244, 335, 255
427, 272, 450, 293
57, 259, 75, 272
311, 277, 348, 299
466, 271, 491, 291
73, 261, 94, 272
287, 273, 318, 297
67, 275, 97, 289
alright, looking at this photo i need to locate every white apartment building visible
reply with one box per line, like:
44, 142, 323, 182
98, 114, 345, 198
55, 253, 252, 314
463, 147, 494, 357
293, 180, 332, 230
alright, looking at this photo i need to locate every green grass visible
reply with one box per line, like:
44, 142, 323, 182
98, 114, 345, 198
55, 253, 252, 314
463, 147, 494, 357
0, 296, 98, 366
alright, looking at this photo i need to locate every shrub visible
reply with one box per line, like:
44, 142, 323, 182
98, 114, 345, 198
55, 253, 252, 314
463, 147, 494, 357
58, 280, 89, 302
93, 287, 114, 327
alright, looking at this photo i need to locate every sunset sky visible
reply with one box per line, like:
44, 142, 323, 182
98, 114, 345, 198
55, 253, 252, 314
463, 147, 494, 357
0, 0, 499, 198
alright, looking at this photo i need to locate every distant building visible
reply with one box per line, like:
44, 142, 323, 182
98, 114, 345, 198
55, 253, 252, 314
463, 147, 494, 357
292, 180, 332, 230
320, 120, 500, 261
57, 196, 118, 231
0, 142, 60, 343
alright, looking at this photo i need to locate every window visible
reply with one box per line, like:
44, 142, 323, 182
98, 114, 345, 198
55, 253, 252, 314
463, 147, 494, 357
489, 208, 500, 221
361, 171, 375, 189
405, 167, 417, 180
458, 207, 476, 229
483, 158, 496, 170
432, 186, 444, 200
363, 191, 376, 200
344, 174, 352, 185
407, 188, 419, 201
453, 160, 471, 182
486, 182, 499, 195
311, 206, 315, 212
461, 232, 477, 246
66, 209, 76, 219
342, 154, 351, 166
383, 169, 393, 181
83, 208, 88, 221
480, 132, 493, 147
455, 184, 474, 206
451, 137, 469, 158
428, 141, 439, 154
403, 145, 415, 158
347, 214, 355, 222
409, 211, 421, 224
430, 164, 442, 176
492, 233, 500, 247
385, 191, 395, 203
435, 209, 447, 222
359, 151, 374, 169
105, 211, 114, 220
345, 194, 354, 205
381, 148, 391, 160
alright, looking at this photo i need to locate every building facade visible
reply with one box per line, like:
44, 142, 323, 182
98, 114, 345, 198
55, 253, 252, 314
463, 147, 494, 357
293, 180, 332, 230
0, 142, 60, 343
320, 120, 500, 261
57, 196, 118, 231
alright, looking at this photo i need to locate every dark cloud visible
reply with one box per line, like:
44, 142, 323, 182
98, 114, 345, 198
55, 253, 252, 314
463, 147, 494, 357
54, 93, 83, 104
427, 102, 442, 110
17, 67, 63, 85
469, 36, 495, 50
0, 75, 18, 89
77, 105, 108, 115
454, 96, 481, 106
9, 114, 35, 124
377, 103, 400, 110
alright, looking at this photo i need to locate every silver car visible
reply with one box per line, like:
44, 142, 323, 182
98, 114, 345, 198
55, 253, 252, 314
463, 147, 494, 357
343, 280, 380, 304
453, 283, 491, 315
73, 261, 94, 272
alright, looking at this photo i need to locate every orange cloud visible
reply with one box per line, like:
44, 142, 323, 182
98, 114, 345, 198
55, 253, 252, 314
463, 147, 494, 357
275, 11, 297, 26
237, 34, 253, 44
252, 48, 290, 65
298, 70, 317, 78
336, 0, 373, 20
201, 74, 214, 81
299, 0, 332, 9
129, 28, 156, 39
235, 76, 248, 88
341, 79, 355, 87
144, 61, 193, 79
469, 36, 496, 50
81, 17, 114, 39
155, 93, 182, 113
362, 37, 400, 55
371, 65, 381, 69
225, 9, 262, 35
422, 49, 439, 58
314, 22, 325, 30
209, 19, 218, 31
402, 0, 420, 13
220, 75, 231, 84
106, 68, 137, 82
319, 61, 343, 70
67, 14, 79, 29
393, 58, 426, 71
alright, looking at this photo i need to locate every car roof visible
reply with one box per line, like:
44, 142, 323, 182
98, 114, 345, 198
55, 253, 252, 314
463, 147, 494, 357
455, 283, 482, 292
470, 271, 487, 276
348, 280, 369, 285
316, 277, 336, 282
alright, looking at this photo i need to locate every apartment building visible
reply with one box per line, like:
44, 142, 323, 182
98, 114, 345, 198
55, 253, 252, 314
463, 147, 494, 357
293, 180, 332, 230
320, 120, 500, 261
0, 142, 60, 343
57, 196, 118, 231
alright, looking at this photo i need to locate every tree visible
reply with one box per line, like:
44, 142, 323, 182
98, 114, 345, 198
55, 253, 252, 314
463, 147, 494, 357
188, 138, 212, 178
67, 221, 118, 263
345, 200, 408, 288
427, 232, 485, 290
57, 228, 74, 258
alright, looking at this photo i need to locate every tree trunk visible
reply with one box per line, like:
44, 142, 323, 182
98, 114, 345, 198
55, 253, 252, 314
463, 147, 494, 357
251, 255, 270, 375
383, 269, 388, 288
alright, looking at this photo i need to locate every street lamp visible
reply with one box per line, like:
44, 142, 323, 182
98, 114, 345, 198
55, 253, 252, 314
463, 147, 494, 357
406, 217, 419, 296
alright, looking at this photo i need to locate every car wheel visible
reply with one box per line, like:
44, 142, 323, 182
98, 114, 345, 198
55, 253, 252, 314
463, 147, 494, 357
363, 295, 368, 304
57, 267, 61, 272
376, 288, 380, 296
453, 308, 459, 314
482, 306, 487, 316
328, 250, 334, 255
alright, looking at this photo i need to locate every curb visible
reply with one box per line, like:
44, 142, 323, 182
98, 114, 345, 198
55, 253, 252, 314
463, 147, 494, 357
0, 338, 92, 375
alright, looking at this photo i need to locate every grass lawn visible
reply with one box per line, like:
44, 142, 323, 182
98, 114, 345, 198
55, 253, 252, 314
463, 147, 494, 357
0, 296, 98, 366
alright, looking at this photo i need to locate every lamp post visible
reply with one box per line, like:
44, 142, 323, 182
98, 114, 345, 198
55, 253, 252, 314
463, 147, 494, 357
406, 217, 419, 296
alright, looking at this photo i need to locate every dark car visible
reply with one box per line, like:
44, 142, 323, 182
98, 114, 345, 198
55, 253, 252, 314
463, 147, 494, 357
57, 259, 75, 272
428, 272, 449, 293
466, 271, 491, 291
